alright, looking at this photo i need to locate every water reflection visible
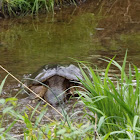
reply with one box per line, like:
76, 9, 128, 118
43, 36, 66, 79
0, 13, 99, 75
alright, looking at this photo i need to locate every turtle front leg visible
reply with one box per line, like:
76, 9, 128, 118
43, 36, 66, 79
29, 86, 47, 103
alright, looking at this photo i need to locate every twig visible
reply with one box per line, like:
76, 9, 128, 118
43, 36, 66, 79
124, 0, 131, 17
12, 133, 24, 138
0, 65, 63, 117
94, 113, 101, 140
94, 113, 97, 140
105, 0, 118, 15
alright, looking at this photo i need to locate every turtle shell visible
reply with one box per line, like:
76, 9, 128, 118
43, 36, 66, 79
28, 64, 83, 86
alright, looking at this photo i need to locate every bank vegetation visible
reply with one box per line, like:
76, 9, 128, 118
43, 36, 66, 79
0, 52, 140, 139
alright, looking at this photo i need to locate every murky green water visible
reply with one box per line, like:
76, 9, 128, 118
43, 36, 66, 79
0, 0, 140, 137
0, 1, 140, 80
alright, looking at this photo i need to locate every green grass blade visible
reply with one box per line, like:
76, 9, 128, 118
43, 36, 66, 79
88, 106, 105, 116
78, 64, 93, 88
97, 116, 105, 132
105, 89, 133, 117
108, 79, 123, 100
35, 109, 46, 127
133, 115, 139, 130
89, 67, 103, 96
30, 102, 41, 120
121, 50, 127, 84
0, 75, 8, 95
4, 120, 16, 134
133, 65, 140, 113
104, 56, 115, 90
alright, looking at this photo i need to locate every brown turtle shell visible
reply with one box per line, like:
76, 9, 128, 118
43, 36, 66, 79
27, 64, 83, 86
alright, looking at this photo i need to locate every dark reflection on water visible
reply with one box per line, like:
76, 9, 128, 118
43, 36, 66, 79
0, 0, 140, 137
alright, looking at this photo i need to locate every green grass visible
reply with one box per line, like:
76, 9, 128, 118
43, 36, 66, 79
0, 75, 8, 95
0, 52, 140, 139
1, 0, 54, 16
0, 97, 93, 139
78, 51, 140, 139
0, 75, 93, 139
1, 0, 77, 16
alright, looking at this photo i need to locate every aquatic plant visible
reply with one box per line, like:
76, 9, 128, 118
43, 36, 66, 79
1, 0, 53, 16
0, 0, 78, 16
78, 51, 140, 139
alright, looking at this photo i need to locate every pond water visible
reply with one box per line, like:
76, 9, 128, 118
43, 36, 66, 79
0, 0, 140, 79
0, 0, 140, 138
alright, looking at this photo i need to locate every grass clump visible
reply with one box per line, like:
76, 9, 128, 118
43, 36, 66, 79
78, 51, 140, 139
0, 97, 94, 139
0, 0, 78, 17
0, 97, 19, 140
1, 0, 54, 16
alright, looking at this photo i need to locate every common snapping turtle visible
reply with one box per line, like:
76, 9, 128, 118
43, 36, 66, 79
27, 64, 82, 105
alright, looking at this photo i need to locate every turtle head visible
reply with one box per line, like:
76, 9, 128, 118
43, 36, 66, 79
44, 75, 68, 106
44, 87, 65, 106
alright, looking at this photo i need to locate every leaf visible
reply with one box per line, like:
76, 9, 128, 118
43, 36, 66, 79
79, 64, 93, 88
88, 106, 105, 116
104, 56, 115, 89
121, 50, 127, 84
23, 113, 32, 128
102, 132, 110, 140
5, 97, 17, 102
57, 128, 66, 135
97, 116, 105, 132
0, 75, 8, 95
126, 131, 133, 139
133, 115, 139, 130
0, 128, 5, 133
17, 114, 24, 120
105, 89, 133, 117
30, 102, 40, 120
35, 109, 46, 127
0, 99, 5, 104
4, 120, 16, 134
3, 107, 13, 114
110, 130, 125, 135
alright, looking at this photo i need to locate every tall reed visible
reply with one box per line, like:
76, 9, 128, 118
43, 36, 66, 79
78, 51, 140, 139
